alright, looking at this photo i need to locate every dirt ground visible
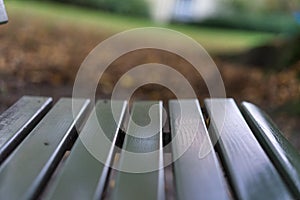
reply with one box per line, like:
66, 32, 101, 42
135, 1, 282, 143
0, 14, 299, 150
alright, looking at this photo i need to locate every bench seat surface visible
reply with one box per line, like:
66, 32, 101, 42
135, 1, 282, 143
0, 96, 298, 200
0, 96, 52, 163
0, 98, 89, 200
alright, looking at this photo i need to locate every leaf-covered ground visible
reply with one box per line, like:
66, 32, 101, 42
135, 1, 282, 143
0, 7, 299, 150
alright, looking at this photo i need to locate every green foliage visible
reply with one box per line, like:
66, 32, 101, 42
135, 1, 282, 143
213, 0, 299, 33
14, 0, 150, 17
280, 35, 300, 68
222, 0, 292, 13
191, 12, 300, 34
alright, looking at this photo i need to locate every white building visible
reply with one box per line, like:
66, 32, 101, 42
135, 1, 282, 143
147, 0, 221, 23
146, 0, 280, 23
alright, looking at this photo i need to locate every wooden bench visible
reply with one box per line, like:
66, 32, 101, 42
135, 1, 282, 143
1, 3, 299, 200
0, 96, 299, 200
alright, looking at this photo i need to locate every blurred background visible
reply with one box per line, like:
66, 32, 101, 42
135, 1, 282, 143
0, 0, 299, 149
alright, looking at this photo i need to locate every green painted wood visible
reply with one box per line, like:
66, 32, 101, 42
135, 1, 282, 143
204, 98, 293, 200
0, 96, 52, 163
0, 98, 89, 200
0, 0, 7, 24
241, 102, 300, 198
169, 99, 229, 200
45, 100, 127, 200
111, 101, 165, 200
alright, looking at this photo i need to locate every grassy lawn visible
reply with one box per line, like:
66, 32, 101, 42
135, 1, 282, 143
5, 0, 276, 54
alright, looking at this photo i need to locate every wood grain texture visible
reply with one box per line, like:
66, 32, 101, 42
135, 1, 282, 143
0, 98, 89, 200
111, 101, 165, 200
0, 96, 52, 163
241, 102, 300, 198
0, 0, 7, 24
205, 98, 293, 200
169, 99, 229, 200
45, 100, 127, 200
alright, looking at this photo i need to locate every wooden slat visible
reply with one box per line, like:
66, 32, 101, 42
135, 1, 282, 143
111, 101, 165, 200
204, 98, 293, 200
241, 102, 300, 198
0, 96, 52, 163
0, 0, 7, 24
0, 98, 89, 200
169, 99, 229, 200
45, 100, 127, 200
